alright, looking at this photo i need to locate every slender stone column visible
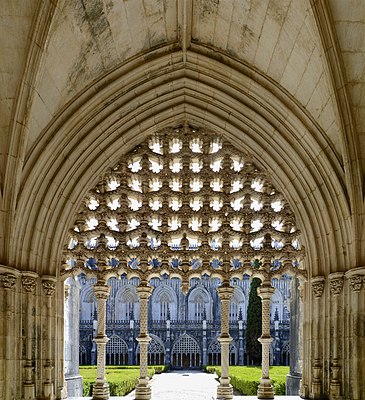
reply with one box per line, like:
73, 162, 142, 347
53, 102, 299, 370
311, 277, 324, 399
216, 282, 234, 400
1, 272, 18, 400
347, 274, 363, 400
92, 283, 111, 400
257, 280, 275, 399
42, 276, 57, 400
22, 273, 38, 400
135, 281, 153, 400
329, 273, 343, 398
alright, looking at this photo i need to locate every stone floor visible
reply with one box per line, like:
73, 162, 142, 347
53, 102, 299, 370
69, 370, 301, 400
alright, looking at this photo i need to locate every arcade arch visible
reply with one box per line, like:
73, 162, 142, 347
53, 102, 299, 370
63, 125, 305, 400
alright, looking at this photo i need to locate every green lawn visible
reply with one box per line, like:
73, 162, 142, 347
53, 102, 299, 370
204, 365, 289, 395
80, 365, 167, 396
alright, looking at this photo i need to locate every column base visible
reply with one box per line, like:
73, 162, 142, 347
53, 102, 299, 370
257, 378, 274, 399
92, 382, 110, 400
329, 381, 341, 399
135, 379, 151, 400
310, 382, 322, 399
217, 382, 233, 400
286, 373, 302, 395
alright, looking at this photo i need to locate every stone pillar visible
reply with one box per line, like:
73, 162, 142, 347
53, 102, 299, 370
0, 271, 19, 400
42, 276, 57, 400
135, 282, 153, 400
257, 280, 275, 399
64, 277, 83, 396
346, 271, 363, 400
286, 277, 303, 395
92, 283, 111, 400
22, 272, 38, 400
329, 273, 344, 398
311, 276, 324, 399
216, 282, 234, 400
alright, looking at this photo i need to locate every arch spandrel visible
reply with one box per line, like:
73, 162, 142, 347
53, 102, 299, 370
63, 125, 306, 285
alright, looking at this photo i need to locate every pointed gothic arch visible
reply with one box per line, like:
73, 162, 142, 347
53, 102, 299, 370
151, 284, 177, 321
187, 286, 213, 321
115, 285, 140, 321
171, 333, 201, 369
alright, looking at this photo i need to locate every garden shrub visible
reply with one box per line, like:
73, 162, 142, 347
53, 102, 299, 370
203, 366, 288, 396
80, 365, 168, 396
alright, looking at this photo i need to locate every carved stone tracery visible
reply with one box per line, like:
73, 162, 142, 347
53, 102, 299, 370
62, 126, 305, 285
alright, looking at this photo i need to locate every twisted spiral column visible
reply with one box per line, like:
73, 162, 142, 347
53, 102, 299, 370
217, 283, 234, 400
92, 284, 110, 400
135, 282, 153, 400
257, 280, 275, 399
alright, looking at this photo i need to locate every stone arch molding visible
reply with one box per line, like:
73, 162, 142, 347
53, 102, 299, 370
13, 47, 354, 278
62, 125, 306, 286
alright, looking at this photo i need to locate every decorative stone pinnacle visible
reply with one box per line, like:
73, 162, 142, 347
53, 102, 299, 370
22, 277, 37, 293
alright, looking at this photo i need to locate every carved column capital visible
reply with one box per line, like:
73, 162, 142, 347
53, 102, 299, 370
94, 284, 110, 300
217, 284, 234, 300
42, 276, 56, 296
1, 273, 17, 289
136, 283, 153, 299
329, 273, 344, 296
311, 277, 324, 298
22, 277, 37, 293
349, 275, 363, 293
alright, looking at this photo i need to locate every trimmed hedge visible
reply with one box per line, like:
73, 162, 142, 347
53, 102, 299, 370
203, 365, 288, 395
80, 365, 169, 396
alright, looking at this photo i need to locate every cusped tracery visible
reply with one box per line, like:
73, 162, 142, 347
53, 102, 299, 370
63, 125, 305, 284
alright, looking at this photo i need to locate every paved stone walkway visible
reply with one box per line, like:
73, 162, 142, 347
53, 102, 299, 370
70, 370, 300, 400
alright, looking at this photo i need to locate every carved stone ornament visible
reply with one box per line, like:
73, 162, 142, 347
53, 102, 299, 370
62, 126, 306, 287
312, 281, 324, 298
22, 277, 37, 293
42, 280, 56, 296
349, 275, 363, 293
329, 278, 343, 296
1, 273, 17, 289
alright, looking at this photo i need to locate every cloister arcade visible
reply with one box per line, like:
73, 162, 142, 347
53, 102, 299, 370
63, 125, 305, 399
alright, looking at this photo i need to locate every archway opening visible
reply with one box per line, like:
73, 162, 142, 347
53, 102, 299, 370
62, 124, 306, 399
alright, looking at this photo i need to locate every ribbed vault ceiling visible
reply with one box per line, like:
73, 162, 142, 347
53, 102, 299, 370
0, 0, 364, 275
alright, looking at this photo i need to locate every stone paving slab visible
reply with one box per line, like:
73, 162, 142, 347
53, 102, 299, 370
69, 370, 301, 400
